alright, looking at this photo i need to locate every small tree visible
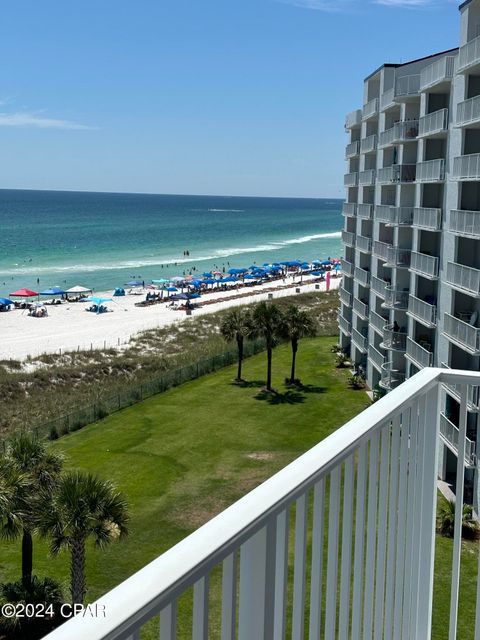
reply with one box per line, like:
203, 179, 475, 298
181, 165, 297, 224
220, 308, 253, 381
280, 305, 317, 384
38, 471, 129, 604
250, 302, 283, 391
437, 498, 480, 540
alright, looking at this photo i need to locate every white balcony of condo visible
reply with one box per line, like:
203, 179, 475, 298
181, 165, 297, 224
375, 205, 413, 226
356, 235, 372, 253
345, 140, 360, 159
456, 94, 480, 127
358, 169, 376, 186
385, 246, 411, 268
345, 108, 362, 129
407, 294, 437, 327
341, 258, 354, 277
416, 158, 445, 182
360, 134, 377, 154
441, 362, 480, 413
418, 109, 449, 138
380, 75, 420, 111
339, 313, 352, 336
452, 153, 480, 180
368, 343, 385, 371
378, 121, 418, 148
371, 275, 388, 299
457, 34, 480, 74
342, 202, 356, 217
370, 310, 389, 335
339, 286, 353, 307
440, 413, 476, 467
342, 229, 356, 247
419, 55, 455, 91
383, 286, 409, 309
373, 240, 390, 261
354, 266, 371, 287
448, 209, 480, 238
362, 97, 379, 120
446, 261, 480, 297
357, 203, 373, 219
443, 312, 480, 355
405, 336, 433, 369
381, 324, 407, 351
344, 171, 358, 187
351, 327, 368, 353
413, 207, 442, 231
377, 164, 416, 184
353, 297, 369, 319
45, 368, 480, 640
409, 251, 439, 279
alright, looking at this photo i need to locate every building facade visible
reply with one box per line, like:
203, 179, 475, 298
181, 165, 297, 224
341, 0, 480, 505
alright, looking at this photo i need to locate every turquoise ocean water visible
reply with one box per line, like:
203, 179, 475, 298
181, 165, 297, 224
0, 190, 343, 297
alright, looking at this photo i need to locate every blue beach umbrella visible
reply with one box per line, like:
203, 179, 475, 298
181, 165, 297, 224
203, 278, 215, 285
188, 292, 201, 299
202, 272, 213, 278
228, 267, 248, 275
83, 297, 113, 314
244, 274, 259, 280
0, 298, 13, 306
40, 287, 66, 296
311, 270, 325, 277
167, 286, 178, 292
125, 280, 143, 287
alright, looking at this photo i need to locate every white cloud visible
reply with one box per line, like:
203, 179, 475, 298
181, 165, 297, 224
276, 0, 456, 9
0, 112, 96, 130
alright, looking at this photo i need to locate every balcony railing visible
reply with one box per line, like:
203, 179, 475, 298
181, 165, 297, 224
413, 207, 442, 231
342, 230, 356, 247
395, 74, 421, 99
381, 324, 407, 351
418, 109, 448, 137
342, 202, 356, 217
379, 361, 405, 389
368, 344, 385, 371
446, 261, 480, 296
416, 159, 445, 182
383, 286, 409, 309
362, 97, 379, 120
351, 327, 368, 353
380, 87, 395, 111
375, 205, 413, 226
378, 121, 419, 147
406, 336, 433, 369
341, 258, 354, 277
377, 164, 416, 184
371, 310, 389, 335
345, 108, 362, 129
371, 275, 388, 298
358, 169, 376, 186
357, 203, 373, 219
457, 34, 480, 73
440, 413, 476, 467
372, 240, 390, 261
449, 209, 480, 238
409, 251, 439, 279
353, 297, 369, 319
360, 134, 377, 154
46, 368, 480, 640
339, 314, 352, 336
420, 55, 455, 90
354, 266, 371, 287
441, 362, 480, 412
356, 235, 372, 254
344, 172, 359, 187
444, 313, 480, 355
456, 94, 480, 127
385, 246, 411, 268
452, 153, 480, 180
407, 294, 437, 327
345, 140, 360, 159
339, 286, 353, 307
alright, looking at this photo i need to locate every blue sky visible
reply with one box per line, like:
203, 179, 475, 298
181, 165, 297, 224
0, 0, 462, 197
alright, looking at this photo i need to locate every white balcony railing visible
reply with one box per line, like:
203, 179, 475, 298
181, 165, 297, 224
339, 286, 353, 307
358, 169, 376, 186
345, 108, 362, 129
440, 413, 476, 467
377, 164, 416, 184
46, 368, 480, 640
416, 159, 445, 182
385, 246, 411, 268
354, 266, 371, 287
342, 230, 356, 247
371, 310, 389, 335
383, 286, 409, 309
342, 202, 356, 216
378, 121, 418, 147
379, 361, 405, 389
351, 327, 368, 353
371, 275, 388, 298
407, 294, 437, 327
339, 314, 352, 335
418, 109, 448, 137
344, 172, 359, 187
446, 261, 480, 296
420, 55, 455, 91
373, 240, 390, 261
381, 324, 407, 351
353, 297, 369, 319
456, 94, 480, 127
452, 153, 480, 180
395, 74, 421, 99
406, 336, 433, 369
360, 134, 377, 154
457, 34, 480, 73
345, 140, 360, 158
444, 313, 480, 355
441, 362, 480, 412
357, 203, 373, 219
409, 251, 439, 279
356, 235, 372, 253
449, 209, 480, 238
375, 205, 413, 226
380, 87, 395, 111
413, 207, 442, 231
362, 97, 379, 120
341, 258, 354, 277
368, 344, 385, 371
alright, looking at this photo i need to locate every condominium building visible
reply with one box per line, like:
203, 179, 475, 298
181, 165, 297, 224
341, 0, 480, 506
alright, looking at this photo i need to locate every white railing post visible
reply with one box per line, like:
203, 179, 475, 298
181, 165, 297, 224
292, 495, 308, 640
221, 553, 237, 640
160, 602, 177, 640
308, 481, 325, 640
273, 509, 289, 640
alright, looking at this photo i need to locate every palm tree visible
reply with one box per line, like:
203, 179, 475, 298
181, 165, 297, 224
2, 433, 63, 587
38, 471, 129, 604
280, 305, 317, 384
250, 302, 283, 391
220, 308, 252, 381
437, 498, 480, 540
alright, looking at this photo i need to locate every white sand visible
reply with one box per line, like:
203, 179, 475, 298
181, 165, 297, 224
0, 275, 340, 361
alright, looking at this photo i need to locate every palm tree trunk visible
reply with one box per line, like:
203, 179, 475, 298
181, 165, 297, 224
21, 529, 33, 588
236, 336, 244, 381
267, 346, 273, 391
70, 536, 86, 605
290, 338, 298, 383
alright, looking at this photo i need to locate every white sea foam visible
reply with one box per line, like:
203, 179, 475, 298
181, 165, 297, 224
207, 208, 245, 212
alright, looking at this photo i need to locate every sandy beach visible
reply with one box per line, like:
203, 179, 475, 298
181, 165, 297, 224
0, 274, 340, 361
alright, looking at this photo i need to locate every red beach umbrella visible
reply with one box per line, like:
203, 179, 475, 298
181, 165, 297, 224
10, 288, 39, 297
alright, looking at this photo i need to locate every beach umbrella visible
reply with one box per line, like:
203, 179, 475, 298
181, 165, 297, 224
166, 287, 178, 296
212, 270, 222, 275
228, 268, 248, 275
125, 280, 143, 287
188, 292, 201, 299
40, 287, 66, 296
244, 274, 259, 280
0, 298, 13, 306
221, 276, 238, 283
171, 293, 189, 300
189, 279, 202, 287
171, 276, 184, 282
203, 278, 216, 285
311, 270, 325, 277
202, 272, 212, 277
10, 288, 38, 298
301, 262, 310, 269
83, 296, 113, 314
66, 285, 92, 294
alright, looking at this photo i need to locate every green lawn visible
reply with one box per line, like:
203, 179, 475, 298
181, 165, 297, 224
0, 337, 477, 638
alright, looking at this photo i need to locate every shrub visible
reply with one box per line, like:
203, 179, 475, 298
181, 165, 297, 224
438, 498, 480, 540
335, 352, 350, 368
348, 374, 366, 390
